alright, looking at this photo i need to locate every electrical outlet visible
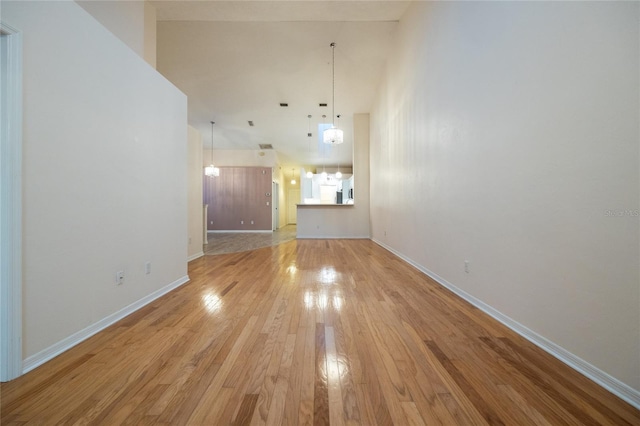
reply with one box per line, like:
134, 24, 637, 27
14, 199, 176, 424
464, 260, 469, 273
145, 262, 151, 275
116, 271, 124, 285
251, 220, 254, 225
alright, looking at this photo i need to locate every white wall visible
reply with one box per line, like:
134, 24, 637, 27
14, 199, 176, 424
370, 1, 639, 396
276, 166, 286, 229
297, 113, 370, 238
76, 0, 156, 68
187, 126, 203, 260
76, 1, 144, 56
4, 1, 188, 365
202, 148, 279, 168
143, 1, 156, 68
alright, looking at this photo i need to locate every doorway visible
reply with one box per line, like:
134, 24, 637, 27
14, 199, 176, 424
287, 189, 300, 224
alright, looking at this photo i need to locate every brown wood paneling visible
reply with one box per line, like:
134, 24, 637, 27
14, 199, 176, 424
205, 167, 273, 231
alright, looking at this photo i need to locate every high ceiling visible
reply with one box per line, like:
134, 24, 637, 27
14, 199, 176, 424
153, 1, 410, 168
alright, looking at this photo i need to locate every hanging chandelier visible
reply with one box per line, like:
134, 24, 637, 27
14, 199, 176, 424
323, 42, 344, 145
204, 121, 220, 177
290, 168, 296, 185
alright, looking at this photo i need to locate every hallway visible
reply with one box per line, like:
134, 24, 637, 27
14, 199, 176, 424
1, 239, 638, 424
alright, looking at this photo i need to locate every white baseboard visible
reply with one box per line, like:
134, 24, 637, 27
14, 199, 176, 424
372, 238, 640, 409
187, 251, 204, 262
207, 230, 272, 234
296, 235, 371, 239
22, 275, 190, 374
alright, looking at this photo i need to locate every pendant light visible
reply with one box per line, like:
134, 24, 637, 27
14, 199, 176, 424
290, 168, 296, 185
323, 42, 344, 145
204, 121, 220, 177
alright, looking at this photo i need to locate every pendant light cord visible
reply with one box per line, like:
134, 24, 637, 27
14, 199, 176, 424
331, 42, 336, 127
210, 121, 215, 164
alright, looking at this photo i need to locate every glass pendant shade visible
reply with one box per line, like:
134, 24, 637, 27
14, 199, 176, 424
323, 126, 343, 145
306, 171, 313, 178
321, 171, 327, 179
205, 121, 220, 177
335, 171, 342, 179
205, 165, 219, 177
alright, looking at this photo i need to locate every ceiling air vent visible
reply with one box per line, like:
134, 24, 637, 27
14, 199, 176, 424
259, 144, 273, 150
319, 103, 327, 107
279, 103, 288, 107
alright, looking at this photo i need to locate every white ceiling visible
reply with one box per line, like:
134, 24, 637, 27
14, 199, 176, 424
153, 0, 410, 169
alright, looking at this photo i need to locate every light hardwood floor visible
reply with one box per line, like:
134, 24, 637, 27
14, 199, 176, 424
1, 239, 638, 425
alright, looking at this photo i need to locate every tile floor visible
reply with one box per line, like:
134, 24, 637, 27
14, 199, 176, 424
203, 224, 297, 255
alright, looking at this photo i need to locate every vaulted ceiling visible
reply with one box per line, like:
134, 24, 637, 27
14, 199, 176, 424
153, 1, 410, 168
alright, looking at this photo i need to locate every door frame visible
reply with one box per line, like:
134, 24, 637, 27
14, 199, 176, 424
0, 22, 23, 381
272, 181, 279, 231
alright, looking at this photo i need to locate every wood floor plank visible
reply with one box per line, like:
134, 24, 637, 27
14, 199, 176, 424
1, 239, 637, 425
395, 359, 452, 426
186, 315, 259, 424
332, 317, 361, 425
325, 326, 345, 426
354, 383, 382, 426
300, 313, 317, 404
401, 401, 427, 426
483, 336, 633, 425
282, 327, 306, 425
401, 325, 490, 425
496, 384, 554, 426
313, 323, 330, 426
353, 304, 406, 425
234, 394, 259, 426
0, 354, 94, 418
218, 332, 269, 423
425, 340, 505, 425
265, 376, 290, 426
